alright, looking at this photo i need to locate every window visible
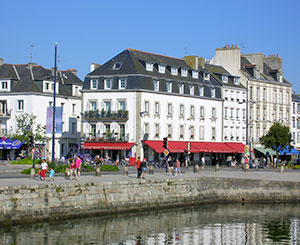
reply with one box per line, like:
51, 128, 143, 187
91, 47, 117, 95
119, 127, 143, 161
158, 64, 165, 73
273, 108, 277, 121
190, 126, 195, 139
225, 107, 228, 118
263, 108, 267, 120
179, 104, 184, 117
274, 90, 277, 103
189, 85, 194, 95
144, 101, 149, 114
105, 124, 111, 134
190, 105, 195, 119
256, 87, 260, 101
181, 68, 188, 77
211, 88, 215, 98
222, 76, 228, 83
104, 79, 112, 89
199, 126, 204, 140
104, 101, 111, 112
280, 91, 283, 104
250, 86, 253, 100
154, 101, 160, 115
119, 78, 126, 89
49, 101, 52, 107
72, 104, 76, 114
119, 124, 125, 138
166, 82, 172, 93
153, 80, 159, 91
192, 71, 198, 79
112, 62, 122, 70
211, 127, 216, 140
144, 123, 149, 135
167, 124, 172, 138
293, 117, 296, 128
167, 103, 172, 116
46, 82, 50, 90
119, 101, 126, 111
199, 86, 204, 96
243, 109, 246, 120
200, 106, 205, 118
230, 108, 234, 118
1, 81, 8, 90
179, 84, 184, 94
17, 100, 24, 111
236, 108, 240, 119
90, 124, 96, 137
171, 67, 178, 75
293, 103, 296, 114
293, 132, 296, 144
146, 62, 153, 71
91, 79, 98, 90
155, 123, 160, 137
204, 73, 210, 80
263, 88, 267, 101
256, 107, 260, 120
286, 92, 290, 105
179, 125, 184, 138
90, 101, 97, 111
211, 107, 216, 119
71, 122, 77, 134
234, 77, 239, 85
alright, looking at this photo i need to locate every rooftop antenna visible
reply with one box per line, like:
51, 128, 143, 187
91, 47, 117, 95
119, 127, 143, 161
29, 44, 35, 63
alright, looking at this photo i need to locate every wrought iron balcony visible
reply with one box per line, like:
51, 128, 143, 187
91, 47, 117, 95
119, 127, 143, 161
83, 133, 129, 142
84, 110, 128, 122
0, 109, 11, 119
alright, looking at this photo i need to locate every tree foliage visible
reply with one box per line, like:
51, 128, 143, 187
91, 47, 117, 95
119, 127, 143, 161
9, 113, 47, 147
260, 122, 292, 154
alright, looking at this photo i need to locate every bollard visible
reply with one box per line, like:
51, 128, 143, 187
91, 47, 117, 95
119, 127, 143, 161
123, 166, 128, 176
30, 168, 35, 179
149, 165, 154, 174
96, 166, 101, 176
280, 165, 284, 173
65, 167, 70, 179
215, 164, 219, 172
195, 164, 199, 173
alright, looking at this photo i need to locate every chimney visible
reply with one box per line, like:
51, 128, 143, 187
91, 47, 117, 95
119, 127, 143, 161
71, 68, 77, 76
0, 58, 3, 66
90, 63, 101, 72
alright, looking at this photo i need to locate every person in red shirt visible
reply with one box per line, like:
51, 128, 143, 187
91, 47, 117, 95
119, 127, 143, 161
136, 157, 142, 178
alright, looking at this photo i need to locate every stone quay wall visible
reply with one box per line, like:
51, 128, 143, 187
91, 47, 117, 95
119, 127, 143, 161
1, 177, 300, 225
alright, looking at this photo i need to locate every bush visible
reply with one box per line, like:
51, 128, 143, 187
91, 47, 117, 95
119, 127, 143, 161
11, 158, 42, 165
100, 164, 119, 172
21, 168, 39, 174
293, 165, 300, 169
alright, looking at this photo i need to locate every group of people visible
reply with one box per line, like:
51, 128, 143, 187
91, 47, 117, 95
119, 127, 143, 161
37, 159, 54, 181
135, 157, 147, 178
68, 156, 82, 180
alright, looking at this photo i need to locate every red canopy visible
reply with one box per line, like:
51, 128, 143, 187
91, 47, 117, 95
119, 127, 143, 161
83, 142, 135, 150
143, 140, 187, 153
226, 143, 245, 153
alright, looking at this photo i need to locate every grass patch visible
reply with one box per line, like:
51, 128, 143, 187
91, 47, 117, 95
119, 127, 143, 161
11, 158, 42, 165
100, 164, 119, 172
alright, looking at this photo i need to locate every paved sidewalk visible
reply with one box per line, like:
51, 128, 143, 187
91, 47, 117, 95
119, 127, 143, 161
0, 167, 300, 187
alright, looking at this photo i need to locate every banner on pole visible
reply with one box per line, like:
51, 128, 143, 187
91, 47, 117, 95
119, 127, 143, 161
46, 107, 63, 134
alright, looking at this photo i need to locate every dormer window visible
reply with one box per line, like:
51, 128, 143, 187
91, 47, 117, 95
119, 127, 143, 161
146, 62, 153, 71
211, 88, 216, 98
222, 75, 228, 83
181, 69, 188, 77
44, 80, 59, 94
119, 78, 126, 89
234, 77, 240, 85
192, 71, 198, 79
158, 64, 166, 73
166, 82, 172, 93
179, 83, 184, 94
90, 79, 98, 90
104, 79, 112, 89
204, 72, 210, 81
0, 80, 9, 91
189, 85, 194, 95
199, 86, 204, 96
112, 62, 122, 70
153, 80, 159, 91
171, 67, 178, 75
73, 85, 82, 96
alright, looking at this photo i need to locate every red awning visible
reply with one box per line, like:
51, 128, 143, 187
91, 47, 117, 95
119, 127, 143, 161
226, 143, 245, 153
204, 142, 235, 153
143, 140, 187, 153
83, 142, 135, 150
190, 142, 208, 152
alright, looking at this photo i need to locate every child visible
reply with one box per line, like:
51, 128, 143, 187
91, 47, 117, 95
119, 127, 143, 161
37, 168, 42, 181
49, 168, 55, 181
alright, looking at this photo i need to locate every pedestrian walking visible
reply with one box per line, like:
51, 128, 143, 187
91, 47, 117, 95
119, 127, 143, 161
201, 155, 206, 169
136, 157, 142, 178
175, 159, 182, 176
168, 156, 174, 176
49, 168, 55, 181
40, 158, 48, 181
141, 158, 147, 179
75, 156, 82, 180
70, 158, 76, 180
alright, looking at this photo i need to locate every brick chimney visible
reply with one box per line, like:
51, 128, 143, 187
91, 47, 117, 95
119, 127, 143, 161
90, 63, 101, 72
71, 68, 77, 76
0, 58, 3, 66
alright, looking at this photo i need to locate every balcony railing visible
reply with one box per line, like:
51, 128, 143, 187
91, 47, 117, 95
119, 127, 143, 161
83, 133, 129, 142
84, 110, 128, 122
0, 109, 11, 118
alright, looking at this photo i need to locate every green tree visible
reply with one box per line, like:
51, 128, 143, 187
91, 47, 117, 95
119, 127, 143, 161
260, 122, 292, 166
9, 113, 47, 155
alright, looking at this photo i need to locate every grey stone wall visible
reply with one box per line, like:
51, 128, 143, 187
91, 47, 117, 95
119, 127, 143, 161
1, 177, 300, 225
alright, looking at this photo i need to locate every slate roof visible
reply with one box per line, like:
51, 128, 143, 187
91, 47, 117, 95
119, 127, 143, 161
241, 56, 291, 86
0, 63, 83, 96
292, 93, 300, 102
85, 49, 223, 99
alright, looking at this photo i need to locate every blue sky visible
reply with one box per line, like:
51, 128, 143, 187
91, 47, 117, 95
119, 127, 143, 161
1, 0, 300, 92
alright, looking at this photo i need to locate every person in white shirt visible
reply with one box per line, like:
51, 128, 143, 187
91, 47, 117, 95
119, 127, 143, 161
40, 159, 48, 181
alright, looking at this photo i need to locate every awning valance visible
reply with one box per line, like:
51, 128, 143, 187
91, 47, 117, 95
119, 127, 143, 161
226, 143, 245, 153
83, 142, 135, 150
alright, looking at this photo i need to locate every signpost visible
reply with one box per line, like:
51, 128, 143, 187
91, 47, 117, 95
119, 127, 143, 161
163, 148, 169, 157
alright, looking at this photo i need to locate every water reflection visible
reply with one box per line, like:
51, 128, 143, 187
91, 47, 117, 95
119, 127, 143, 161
1, 203, 300, 244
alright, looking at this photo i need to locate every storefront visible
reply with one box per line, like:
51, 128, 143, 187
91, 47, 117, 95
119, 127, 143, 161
0, 137, 24, 160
